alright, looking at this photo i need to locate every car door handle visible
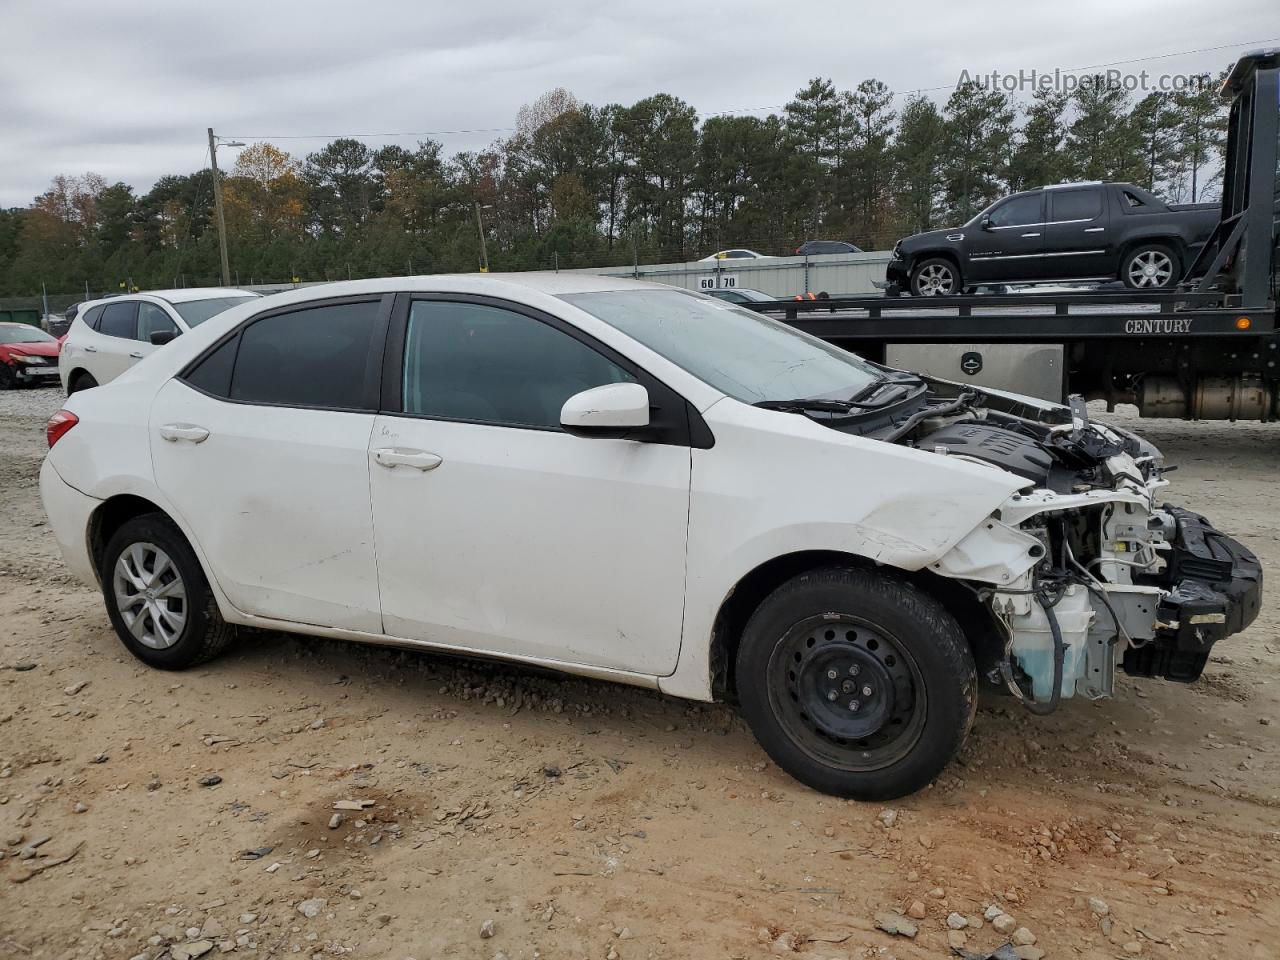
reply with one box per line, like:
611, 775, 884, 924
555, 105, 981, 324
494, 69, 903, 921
373, 447, 443, 471
159, 423, 210, 443
1020, 232, 1041, 238
1084, 227, 1105, 233
129, 351, 144, 359
84, 345, 97, 353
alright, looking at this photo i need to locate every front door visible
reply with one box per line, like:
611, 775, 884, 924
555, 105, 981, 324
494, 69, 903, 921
965, 193, 1046, 284
149, 296, 389, 632
368, 297, 692, 676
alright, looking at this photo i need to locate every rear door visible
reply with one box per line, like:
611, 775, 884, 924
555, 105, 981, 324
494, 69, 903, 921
965, 193, 1046, 283
86, 300, 141, 383
1043, 188, 1111, 278
149, 295, 389, 632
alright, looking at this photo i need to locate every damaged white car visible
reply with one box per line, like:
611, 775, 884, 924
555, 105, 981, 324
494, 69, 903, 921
39, 275, 1261, 799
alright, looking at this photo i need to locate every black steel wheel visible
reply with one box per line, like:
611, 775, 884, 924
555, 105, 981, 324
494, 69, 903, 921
736, 565, 977, 799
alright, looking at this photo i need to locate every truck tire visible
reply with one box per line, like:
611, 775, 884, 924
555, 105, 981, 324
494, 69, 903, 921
735, 565, 977, 800
909, 258, 960, 296
1122, 244, 1179, 289
101, 513, 236, 670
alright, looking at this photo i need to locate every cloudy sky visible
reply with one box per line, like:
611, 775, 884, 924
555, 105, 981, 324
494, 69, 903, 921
2, 0, 1277, 207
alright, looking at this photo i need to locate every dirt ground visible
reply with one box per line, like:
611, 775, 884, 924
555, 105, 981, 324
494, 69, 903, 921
1, 386, 1278, 960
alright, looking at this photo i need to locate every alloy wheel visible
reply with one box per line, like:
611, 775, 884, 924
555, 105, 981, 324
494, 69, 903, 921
113, 542, 187, 649
1128, 250, 1174, 288
916, 263, 954, 296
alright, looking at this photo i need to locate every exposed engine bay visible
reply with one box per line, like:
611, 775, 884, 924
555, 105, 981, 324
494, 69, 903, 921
898, 387, 1262, 710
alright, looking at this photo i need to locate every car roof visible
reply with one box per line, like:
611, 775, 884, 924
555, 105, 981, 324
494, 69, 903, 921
144, 287, 261, 304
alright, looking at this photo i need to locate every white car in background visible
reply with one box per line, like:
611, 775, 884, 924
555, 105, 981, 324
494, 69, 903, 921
698, 249, 771, 261
38, 274, 1260, 799
59, 288, 259, 393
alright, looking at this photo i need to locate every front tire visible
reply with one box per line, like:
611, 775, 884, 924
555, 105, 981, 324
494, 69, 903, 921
101, 514, 235, 669
909, 257, 960, 296
0, 364, 14, 390
736, 566, 977, 800
1122, 244, 1178, 289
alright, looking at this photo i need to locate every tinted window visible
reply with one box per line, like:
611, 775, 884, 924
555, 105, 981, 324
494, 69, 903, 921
138, 303, 179, 341
172, 296, 257, 327
98, 302, 138, 339
709, 290, 747, 303
403, 301, 632, 429
1051, 190, 1102, 221
229, 300, 379, 409
989, 194, 1042, 227
1123, 190, 1147, 208
82, 305, 104, 330
184, 337, 237, 397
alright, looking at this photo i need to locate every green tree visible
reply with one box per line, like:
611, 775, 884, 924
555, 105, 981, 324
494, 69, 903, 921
893, 96, 944, 234
1007, 89, 1068, 190
940, 81, 1015, 220
1064, 75, 1143, 183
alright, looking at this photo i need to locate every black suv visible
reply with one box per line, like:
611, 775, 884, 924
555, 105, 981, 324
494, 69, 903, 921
886, 182, 1218, 296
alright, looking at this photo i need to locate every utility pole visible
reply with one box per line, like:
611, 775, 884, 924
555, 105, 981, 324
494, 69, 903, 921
208, 128, 231, 287
474, 202, 490, 273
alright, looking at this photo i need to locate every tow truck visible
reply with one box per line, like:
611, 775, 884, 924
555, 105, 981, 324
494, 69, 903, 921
745, 49, 1280, 421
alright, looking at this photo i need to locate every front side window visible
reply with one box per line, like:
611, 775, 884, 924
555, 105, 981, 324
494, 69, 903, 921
228, 300, 379, 409
402, 301, 632, 429
171, 296, 257, 327
561, 289, 881, 404
138, 303, 180, 341
1051, 190, 1102, 221
98, 302, 138, 339
989, 194, 1042, 227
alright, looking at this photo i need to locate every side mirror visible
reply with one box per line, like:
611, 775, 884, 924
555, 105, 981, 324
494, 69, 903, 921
560, 382, 650, 438
150, 329, 179, 345
980, 216, 994, 231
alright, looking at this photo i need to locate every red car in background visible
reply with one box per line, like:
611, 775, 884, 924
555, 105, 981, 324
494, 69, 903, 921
0, 323, 64, 389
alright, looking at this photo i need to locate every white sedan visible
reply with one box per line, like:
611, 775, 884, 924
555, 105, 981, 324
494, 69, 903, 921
698, 248, 771, 261
39, 273, 1259, 799
59, 288, 259, 393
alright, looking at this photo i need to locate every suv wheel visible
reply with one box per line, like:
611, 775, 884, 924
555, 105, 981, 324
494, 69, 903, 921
736, 566, 977, 799
69, 371, 98, 394
102, 514, 236, 669
1123, 244, 1178, 289
910, 258, 960, 296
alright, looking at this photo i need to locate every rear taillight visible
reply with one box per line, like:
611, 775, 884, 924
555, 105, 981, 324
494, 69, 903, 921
46, 409, 78, 448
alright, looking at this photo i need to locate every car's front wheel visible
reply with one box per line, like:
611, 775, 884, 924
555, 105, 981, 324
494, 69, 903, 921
736, 566, 977, 800
909, 258, 960, 296
101, 513, 236, 669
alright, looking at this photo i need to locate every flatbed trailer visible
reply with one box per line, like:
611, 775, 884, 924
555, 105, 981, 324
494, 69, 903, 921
745, 49, 1280, 422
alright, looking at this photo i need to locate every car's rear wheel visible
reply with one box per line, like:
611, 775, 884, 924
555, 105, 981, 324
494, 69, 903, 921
1122, 244, 1179, 289
909, 258, 960, 296
736, 566, 977, 800
68, 371, 98, 394
101, 514, 235, 669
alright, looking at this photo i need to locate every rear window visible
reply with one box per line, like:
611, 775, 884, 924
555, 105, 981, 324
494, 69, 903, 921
171, 296, 257, 327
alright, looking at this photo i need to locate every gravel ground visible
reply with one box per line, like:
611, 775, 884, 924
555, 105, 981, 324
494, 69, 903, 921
1, 386, 1278, 960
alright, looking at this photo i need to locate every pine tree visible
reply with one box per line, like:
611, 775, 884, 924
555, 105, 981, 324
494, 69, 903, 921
1065, 75, 1143, 183
893, 96, 944, 234
1007, 89, 1068, 190
940, 81, 1015, 220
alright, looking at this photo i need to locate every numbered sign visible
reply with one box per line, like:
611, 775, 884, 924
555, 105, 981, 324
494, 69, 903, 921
697, 274, 738, 291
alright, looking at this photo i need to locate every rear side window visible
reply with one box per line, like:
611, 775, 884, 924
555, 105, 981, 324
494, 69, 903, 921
81, 305, 105, 330
98, 302, 138, 339
228, 300, 380, 409
184, 338, 237, 397
402, 300, 632, 429
1051, 190, 1102, 221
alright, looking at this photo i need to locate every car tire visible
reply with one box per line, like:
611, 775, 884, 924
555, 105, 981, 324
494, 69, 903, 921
736, 565, 977, 800
1122, 244, 1179, 289
101, 513, 236, 670
909, 258, 960, 296
68, 371, 98, 394
0, 364, 14, 390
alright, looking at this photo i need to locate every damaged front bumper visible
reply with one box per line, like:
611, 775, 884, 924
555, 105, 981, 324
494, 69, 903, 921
1123, 506, 1262, 683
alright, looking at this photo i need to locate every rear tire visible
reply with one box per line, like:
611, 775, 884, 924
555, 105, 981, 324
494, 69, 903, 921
736, 566, 977, 800
68, 371, 98, 394
909, 258, 960, 296
101, 514, 235, 669
1122, 244, 1179, 289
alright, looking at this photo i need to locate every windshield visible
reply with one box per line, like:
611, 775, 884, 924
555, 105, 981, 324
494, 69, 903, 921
170, 296, 257, 327
561, 289, 881, 404
0, 325, 55, 345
